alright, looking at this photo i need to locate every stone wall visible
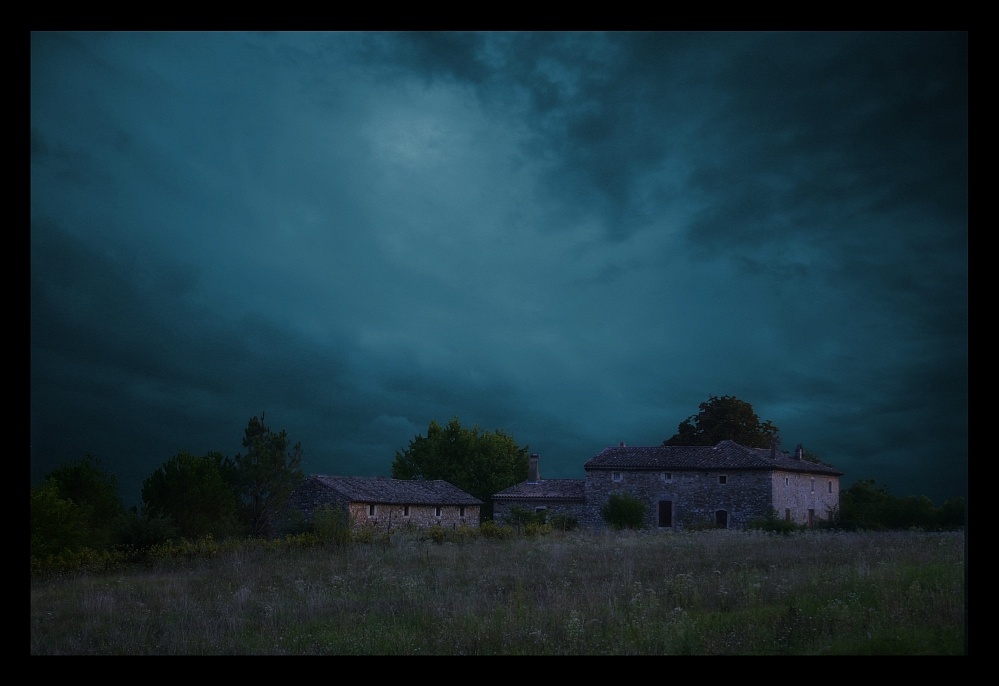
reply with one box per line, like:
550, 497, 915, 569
770, 471, 839, 525
350, 502, 480, 530
584, 469, 778, 530
493, 501, 587, 526
283, 479, 480, 531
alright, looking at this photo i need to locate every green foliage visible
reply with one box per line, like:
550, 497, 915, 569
548, 513, 579, 532
391, 417, 529, 520
233, 413, 305, 537
664, 395, 780, 449
747, 509, 802, 535
117, 507, 180, 550
836, 479, 965, 531
141, 451, 245, 540
479, 519, 516, 539
601, 492, 650, 530
311, 504, 352, 546
505, 505, 548, 528
30, 482, 92, 558
38, 454, 127, 551
937, 496, 967, 530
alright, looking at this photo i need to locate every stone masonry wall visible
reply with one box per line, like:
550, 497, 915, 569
283, 479, 480, 531
351, 503, 480, 530
770, 471, 840, 525
584, 469, 775, 530
493, 501, 587, 526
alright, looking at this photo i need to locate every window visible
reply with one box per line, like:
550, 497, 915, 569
828, 481, 833, 494
435, 506, 442, 517
811, 478, 815, 493
807, 509, 815, 526
663, 472, 672, 483
784, 508, 791, 521
459, 506, 466, 517
612, 471, 623, 483
718, 475, 727, 485
368, 504, 376, 516
785, 476, 789, 486
403, 505, 410, 517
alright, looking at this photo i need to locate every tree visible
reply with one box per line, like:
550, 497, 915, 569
233, 413, 304, 537
39, 454, 127, 551
391, 417, 529, 520
141, 451, 245, 540
30, 481, 91, 558
664, 395, 780, 449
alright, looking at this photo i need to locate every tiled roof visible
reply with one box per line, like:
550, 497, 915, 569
493, 479, 586, 502
583, 440, 844, 476
310, 476, 483, 505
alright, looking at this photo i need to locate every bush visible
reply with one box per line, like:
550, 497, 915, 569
312, 505, 352, 546
746, 509, 801, 535
505, 506, 548, 531
549, 513, 578, 532
601, 492, 649, 530
479, 520, 515, 540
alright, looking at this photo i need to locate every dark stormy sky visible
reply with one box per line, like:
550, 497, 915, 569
30, 31, 967, 507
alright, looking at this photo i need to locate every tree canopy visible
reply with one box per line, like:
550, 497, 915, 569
141, 450, 244, 540
233, 413, 304, 537
36, 454, 127, 551
391, 417, 529, 520
664, 395, 780, 449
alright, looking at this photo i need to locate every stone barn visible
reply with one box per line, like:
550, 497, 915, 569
286, 475, 482, 531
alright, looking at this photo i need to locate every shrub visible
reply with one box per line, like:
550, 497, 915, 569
746, 509, 801, 535
312, 504, 352, 546
601, 492, 649, 530
549, 513, 578, 531
505, 505, 548, 531
479, 519, 515, 540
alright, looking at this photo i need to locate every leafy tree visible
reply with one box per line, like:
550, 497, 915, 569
664, 395, 780, 449
233, 413, 304, 537
835, 479, 964, 531
836, 478, 896, 530
391, 417, 529, 520
937, 496, 966, 530
141, 451, 245, 540
40, 454, 127, 551
601, 492, 649, 530
117, 507, 180, 550
30, 481, 91, 558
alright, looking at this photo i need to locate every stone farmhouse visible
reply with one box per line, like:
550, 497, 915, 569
285, 475, 482, 531
493, 440, 843, 530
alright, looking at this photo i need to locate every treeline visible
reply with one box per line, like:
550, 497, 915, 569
31, 414, 307, 575
30, 402, 967, 578
832, 479, 966, 532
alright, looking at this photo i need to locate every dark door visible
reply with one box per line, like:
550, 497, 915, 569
715, 510, 728, 528
658, 500, 673, 527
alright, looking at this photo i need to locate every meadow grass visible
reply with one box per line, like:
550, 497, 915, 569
30, 528, 966, 655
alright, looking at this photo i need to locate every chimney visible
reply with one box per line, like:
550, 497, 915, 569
528, 453, 540, 482
795, 444, 804, 460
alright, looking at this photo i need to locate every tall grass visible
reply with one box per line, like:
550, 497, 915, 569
30, 529, 966, 655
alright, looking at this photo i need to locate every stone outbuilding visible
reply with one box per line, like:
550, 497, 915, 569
286, 475, 482, 531
493, 453, 587, 524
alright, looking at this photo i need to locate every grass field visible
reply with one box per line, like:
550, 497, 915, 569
30, 528, 966, 655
